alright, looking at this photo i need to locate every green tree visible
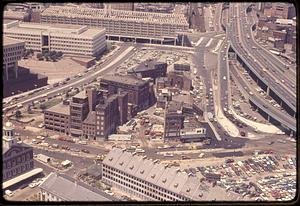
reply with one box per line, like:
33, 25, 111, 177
50, 50, 57, 57
36, 53, 43, 59
40, 104, 46, 111
27, 105, 32, 114
57, 51, 63, 57
15, 110, 22, 118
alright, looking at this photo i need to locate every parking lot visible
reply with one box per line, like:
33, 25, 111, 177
164, 151, 296, 201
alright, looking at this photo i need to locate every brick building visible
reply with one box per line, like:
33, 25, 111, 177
128, 60, 167, 82
100, 74, 151, 111
157, 71, 191, 92
44, 88, 129, 140
2, 122, 34, 181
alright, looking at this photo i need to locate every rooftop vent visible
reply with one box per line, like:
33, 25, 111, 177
162, 178, 167, 183
186, 188, 191, 192
119, 161, 124, 166
151, 174, 156, 178
174, 183, 178, 188
129, 165, 134, 170
109, 157, 113, 161
140, 170, 144, 174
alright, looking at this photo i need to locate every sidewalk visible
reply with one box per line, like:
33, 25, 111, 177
230, 107, 281, 134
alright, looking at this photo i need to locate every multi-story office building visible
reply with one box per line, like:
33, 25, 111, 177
164, 101, 184, 139
3, 36, 25, 81
3, 122, 34, 181
39, 172, 117, 201
263, 3, 294, 19
3, 35, 48, 97
44, 102, 70, 135
40, 6, 189, 42
4, 20, 106, 57
102, 148, 205, 201
100, 74, 151, 111
69, 91, 90, 137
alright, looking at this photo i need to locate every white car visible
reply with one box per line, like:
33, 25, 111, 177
5, 190, 14, 197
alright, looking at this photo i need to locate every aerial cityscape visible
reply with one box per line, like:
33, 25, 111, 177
2, 2, 297, 202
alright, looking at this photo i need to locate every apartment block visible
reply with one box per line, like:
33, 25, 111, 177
4, 20, 106, 57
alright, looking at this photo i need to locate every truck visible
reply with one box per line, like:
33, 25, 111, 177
207, 112, 214, 122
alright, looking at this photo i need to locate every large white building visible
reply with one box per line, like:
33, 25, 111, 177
3, 20, 106, 57
102, 148, 206, 201
40, 6, 189, 41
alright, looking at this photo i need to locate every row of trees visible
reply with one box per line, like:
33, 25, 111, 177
36, 50, 63, 61
23, 49, 34, 59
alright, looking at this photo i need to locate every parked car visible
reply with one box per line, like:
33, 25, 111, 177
81, 149, 90, 154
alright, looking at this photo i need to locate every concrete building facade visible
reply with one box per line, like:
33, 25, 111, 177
3, 36, 25, 81
4, 20, 106, 57
44, 102, 70, 135
40, 6, 188, 41
3, 35, 48, 97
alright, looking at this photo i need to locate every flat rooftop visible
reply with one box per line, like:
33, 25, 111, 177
41, 6, 188, 26
166, 101, 183, 113
101, 74, 148, 87
4, 21, 105, 38
46, 102, 70, 116
73, 91, 87, 99
133, 60, 166, 73
3, 36, 25, 46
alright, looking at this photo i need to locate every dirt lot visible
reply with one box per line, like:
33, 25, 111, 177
19, 57, 86, 84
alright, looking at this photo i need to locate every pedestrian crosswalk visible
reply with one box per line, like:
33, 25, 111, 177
205, 38, 213, 47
